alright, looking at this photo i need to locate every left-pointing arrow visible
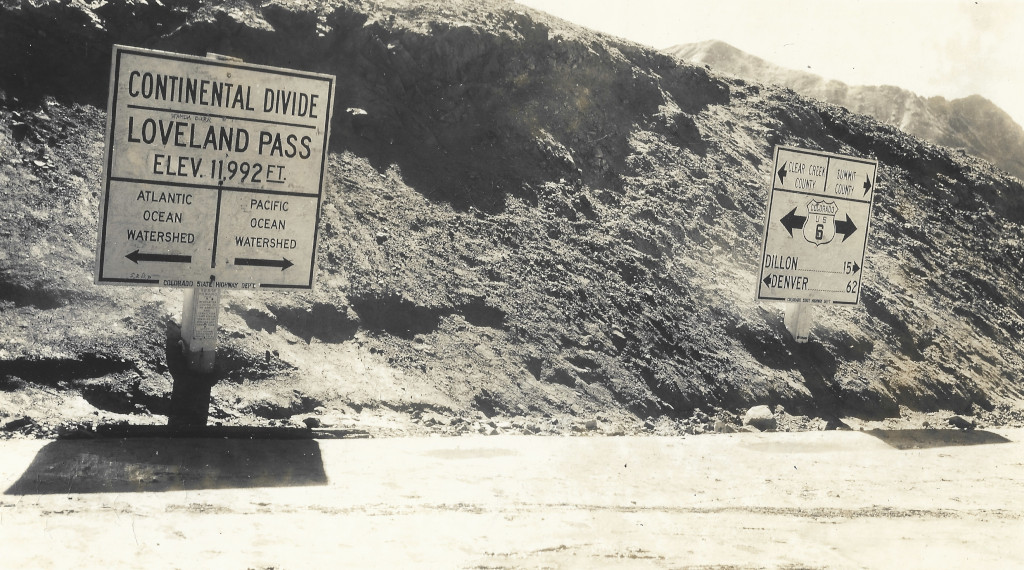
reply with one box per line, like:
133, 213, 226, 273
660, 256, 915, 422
234, 257, 294, 270
125, 250, 192, 264
780, 207, 806, 237
777, 161, 788, 185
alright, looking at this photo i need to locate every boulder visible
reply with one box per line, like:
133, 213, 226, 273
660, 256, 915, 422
824, 417, 852, 431
947, 415, 976, 430
3, 416, 36, 431
742, 405, 777, 431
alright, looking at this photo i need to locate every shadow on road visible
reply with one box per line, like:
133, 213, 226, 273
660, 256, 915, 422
5, 436, 328, 495
866, 429, 1012, 450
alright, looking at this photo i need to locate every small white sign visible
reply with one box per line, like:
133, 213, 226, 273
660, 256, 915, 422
95, 46, 335, 289
757, 145, 878, 304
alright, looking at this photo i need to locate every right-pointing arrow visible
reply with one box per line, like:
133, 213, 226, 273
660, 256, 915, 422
834, 214, 858, 241
234, 257, 294, 271
863, 174, 872, 196
851, 261, 860, 274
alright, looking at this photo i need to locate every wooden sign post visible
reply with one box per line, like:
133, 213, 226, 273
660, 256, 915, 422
173, 55, 238, 375
783, 302, 812, 343
181, 287, 221, 372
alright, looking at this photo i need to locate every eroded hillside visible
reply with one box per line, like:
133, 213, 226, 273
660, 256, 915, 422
2, 0, 1024, 436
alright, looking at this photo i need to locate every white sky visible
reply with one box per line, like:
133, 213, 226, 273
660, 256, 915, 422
517, 0, 1024, 128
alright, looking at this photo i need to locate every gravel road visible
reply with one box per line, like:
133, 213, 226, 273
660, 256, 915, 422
3, 430, 1023, 568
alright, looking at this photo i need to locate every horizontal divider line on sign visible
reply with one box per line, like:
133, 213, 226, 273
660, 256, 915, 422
108, 177, 319, 198
770, 187, 872, 204
126, 103, 318, 130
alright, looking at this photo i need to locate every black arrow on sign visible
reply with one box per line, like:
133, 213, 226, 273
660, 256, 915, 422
762, 276, 772, 287
863, 174, 872, 196
834, 214, 858, 241
851, 261, 860, 274
780, 207, 806, 236
234, 257, 294, 271
777, 162, 788, 185
125, 249, 191, 264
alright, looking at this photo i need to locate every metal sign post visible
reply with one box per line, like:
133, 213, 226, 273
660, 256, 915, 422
757, 145, 878, 342
94, 45, 335, 424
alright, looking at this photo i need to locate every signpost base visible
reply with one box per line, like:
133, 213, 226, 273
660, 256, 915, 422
784, 302, 812, 343
168, 288, 221, 428
167, 370, 214, 429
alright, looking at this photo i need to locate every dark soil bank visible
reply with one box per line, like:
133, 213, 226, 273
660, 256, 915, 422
2, 0, 1023, 436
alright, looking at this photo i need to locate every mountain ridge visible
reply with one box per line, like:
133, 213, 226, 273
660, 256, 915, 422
664, 39, 1024, 181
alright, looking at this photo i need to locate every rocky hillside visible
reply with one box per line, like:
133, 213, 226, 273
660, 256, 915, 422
665, 40, 1024, 181
2, 0, 1024, 437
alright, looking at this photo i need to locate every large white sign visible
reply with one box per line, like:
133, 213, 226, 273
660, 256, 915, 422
757, 145, 878, 304
95, 46, 335, 290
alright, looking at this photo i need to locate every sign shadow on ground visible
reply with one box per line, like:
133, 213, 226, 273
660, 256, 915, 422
865, 429, 1012, 450
5, 437, 327, 495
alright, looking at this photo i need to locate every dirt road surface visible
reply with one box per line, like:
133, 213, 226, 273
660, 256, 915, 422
2, 429, 1023, 569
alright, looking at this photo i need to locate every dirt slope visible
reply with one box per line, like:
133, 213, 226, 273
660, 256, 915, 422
2, 0, 1024, 436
